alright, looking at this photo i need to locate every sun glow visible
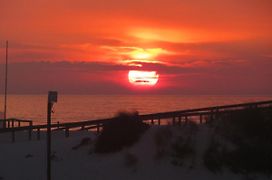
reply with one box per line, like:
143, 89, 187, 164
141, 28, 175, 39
129, 48, 167, 60
132, 52, 151, 59
128, 70, 159, 86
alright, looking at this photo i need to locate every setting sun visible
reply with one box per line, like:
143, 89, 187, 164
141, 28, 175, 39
128, 70, 159, 86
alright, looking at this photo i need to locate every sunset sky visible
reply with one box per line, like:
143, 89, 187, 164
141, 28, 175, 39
0, 0, 272, 94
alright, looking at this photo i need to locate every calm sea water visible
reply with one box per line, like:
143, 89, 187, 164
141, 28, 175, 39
1, 95, 271, 124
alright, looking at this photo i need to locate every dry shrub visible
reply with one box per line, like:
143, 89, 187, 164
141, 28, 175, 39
72, 137, 92, 150
205, 108, 272, 175
124, 152, 138, 167
154, 126, 173, 160
95, 111, 149, 153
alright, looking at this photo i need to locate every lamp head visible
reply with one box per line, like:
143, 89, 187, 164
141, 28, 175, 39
48, 91, 58, 103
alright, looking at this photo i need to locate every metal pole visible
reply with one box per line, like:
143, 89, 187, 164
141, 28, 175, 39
46, 91, 57, 180
4, 41, 8, 128
47, 100, 52, 180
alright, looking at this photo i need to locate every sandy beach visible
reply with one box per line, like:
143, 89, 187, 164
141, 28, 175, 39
1, 125, 271, 180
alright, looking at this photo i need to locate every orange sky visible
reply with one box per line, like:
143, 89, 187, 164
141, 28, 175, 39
0, 0, 272, 94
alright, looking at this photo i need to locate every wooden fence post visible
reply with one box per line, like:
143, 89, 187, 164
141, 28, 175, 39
158, 118, 161, 125
65, 127, 69, 137
185, 116, 188, 124
210, 109, 214, 122
11, 120, 14, 128
172, 116, 176, 125
97, 124, 100, 134
12, 130, 15, 142
37, 128, 40, 140
28, 122, 33, 140
178, 116, 181, 125
215, 107, 219, 120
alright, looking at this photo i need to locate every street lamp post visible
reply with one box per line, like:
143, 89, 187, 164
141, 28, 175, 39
47, 91, 58, 180
3, 41, 8, 128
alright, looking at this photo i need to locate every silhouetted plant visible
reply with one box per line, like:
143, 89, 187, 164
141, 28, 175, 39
204, 140, 224, 173
154, 126, 173, 147
172, 136, 194, 158
154, 126, 173, 160
169, 122, 197, 167
95, 111, 149, 153
171, 136, 194, 167
216, 108, 272, 145
205, 107, 272, 175
72, 137, 92, 150
224, 144, 272, 175
124, 152, 138, 168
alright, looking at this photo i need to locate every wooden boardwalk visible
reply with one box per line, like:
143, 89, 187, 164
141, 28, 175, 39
0, 100, 272, 142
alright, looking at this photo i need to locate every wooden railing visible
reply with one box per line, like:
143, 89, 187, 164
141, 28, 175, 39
0, 118, 33, 128
0, 100, 271, 142
140, 100, 272, 124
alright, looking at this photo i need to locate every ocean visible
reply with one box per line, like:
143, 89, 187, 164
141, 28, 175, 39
1, 95, 271, 124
